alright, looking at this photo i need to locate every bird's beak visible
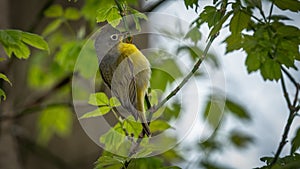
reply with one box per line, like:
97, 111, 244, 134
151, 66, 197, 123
120, 32, 132, 43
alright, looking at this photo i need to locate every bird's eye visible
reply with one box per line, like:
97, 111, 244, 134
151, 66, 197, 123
110, 34, 118, 41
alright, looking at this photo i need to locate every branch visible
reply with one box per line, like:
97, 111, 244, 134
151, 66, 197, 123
0, 74, 72, 121
270, 69, 300, 166
142, 0, 169, 12
0, 102, 72, 121
153, 36, 215, 113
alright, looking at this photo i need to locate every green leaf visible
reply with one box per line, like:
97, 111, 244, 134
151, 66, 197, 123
0, 88, 6, 102
109, 97, 121, 107
95, 156, 123, 169
123, 116, 143, 137
198, 6, 221, 28
0, 73, 12, 86
0, 30, 30, 59
44, 4, 63, 18
162, 103, 181, 121
203, 99, 223, 129
245, 52, 263, 72
230, 10, 251, 35
224, 34, 243, 53
208, 11, 232, 39
260, 58, 282, 81
184, 26, 201, 45
37, 106, 72, 145
184, 0, 199, 11
229, 130, 254, 149
42, 19, 63, 36
79, 107, 111, 119
273, 0, 300, 12
64, 7, 81, 20
245, 0, 262, 9
99, 126, 125, 152
225, 99, 251, 120
21, 32, 49, 52
96, 6, 122, 27
55, 41, 82, 72
150, 120, 171, 133
75, 40, 99, 78
129, 8, 148, 31
127, 157, 164, 169
291, 127, 300, 153
88, 92, 109, 106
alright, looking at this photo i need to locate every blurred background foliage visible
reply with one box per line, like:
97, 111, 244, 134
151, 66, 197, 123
0, 0, 299, 169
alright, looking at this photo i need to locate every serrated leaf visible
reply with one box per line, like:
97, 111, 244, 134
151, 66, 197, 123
230, 10, 251, 35
64, 7, 81, 20
0, 88, 6, 102
225, 99, 250, 120
198, 6, 221, 28
184, 0, 199, 12
246, 52, 262, 72
184, 27, 201, 45
88, 92, 109, 106
224, 34, 243, 53
21, 32, 49, 52
0, 73, 12, 86
42, 19, 63, 36
37, 106, 72, 145
260, 58, 282, 81
150, 120, 171, 133
96, 6, 122, 27
0, 30, 31, 59
273, 0, 300, 12
44, 4, 63, 18
79, 107, 111, 119
291, 127, 300, 153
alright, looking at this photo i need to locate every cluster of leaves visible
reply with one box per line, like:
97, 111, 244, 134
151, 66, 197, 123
93, 0, 147, 30
189, 0, 300, 81
184, 0, 300, 168
0, 29, 48, 102
94, 150, 182, 169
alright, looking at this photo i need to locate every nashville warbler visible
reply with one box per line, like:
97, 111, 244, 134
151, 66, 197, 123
95, 26, 151, 136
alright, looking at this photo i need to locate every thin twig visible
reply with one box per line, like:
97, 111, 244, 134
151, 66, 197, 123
281, 66, 298, 88
142, 0, 169, 12
270, 71, 299, 166
153, 35, 215, 113
268, 2, 274, 23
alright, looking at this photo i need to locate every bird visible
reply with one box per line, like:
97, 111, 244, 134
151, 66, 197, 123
94, 25, 151, 136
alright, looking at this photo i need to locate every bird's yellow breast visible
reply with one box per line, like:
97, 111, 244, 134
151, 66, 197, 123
117, 42, 151, 89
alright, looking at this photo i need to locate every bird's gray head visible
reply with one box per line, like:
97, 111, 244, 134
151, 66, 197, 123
94, 25, 123, 63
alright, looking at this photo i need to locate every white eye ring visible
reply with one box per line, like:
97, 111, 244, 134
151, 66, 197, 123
110, 34, 118, 40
